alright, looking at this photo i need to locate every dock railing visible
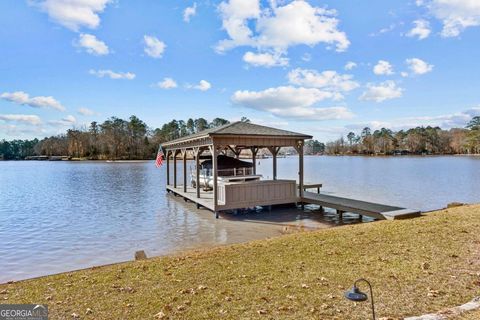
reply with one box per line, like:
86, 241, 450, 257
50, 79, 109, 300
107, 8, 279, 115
191, 167, 254, 178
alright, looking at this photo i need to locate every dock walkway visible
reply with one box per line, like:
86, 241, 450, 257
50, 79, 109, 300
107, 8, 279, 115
168, 185, 421, 221
167, 185, 215, 211
302, 191, 421, 220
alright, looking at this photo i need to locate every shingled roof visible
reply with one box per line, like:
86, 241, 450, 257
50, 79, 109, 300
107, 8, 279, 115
162, 121, 312, 147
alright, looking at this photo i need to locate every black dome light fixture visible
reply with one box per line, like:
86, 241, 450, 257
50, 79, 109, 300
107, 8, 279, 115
344, 278, 376, 320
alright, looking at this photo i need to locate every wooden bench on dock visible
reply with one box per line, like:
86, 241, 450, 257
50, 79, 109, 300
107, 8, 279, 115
300, 183, 323, 194
301, 191, 421, 220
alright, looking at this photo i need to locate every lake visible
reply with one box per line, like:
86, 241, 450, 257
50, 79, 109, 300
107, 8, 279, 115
1, 156, 479, 283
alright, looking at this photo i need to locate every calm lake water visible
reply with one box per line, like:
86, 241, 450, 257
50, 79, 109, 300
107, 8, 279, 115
1, 156, 479, 283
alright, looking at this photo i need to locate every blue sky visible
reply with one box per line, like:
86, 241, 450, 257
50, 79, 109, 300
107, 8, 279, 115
1, 0, 480, 141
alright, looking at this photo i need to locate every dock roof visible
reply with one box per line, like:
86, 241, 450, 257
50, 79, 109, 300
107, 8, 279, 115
161, 121, 312, 149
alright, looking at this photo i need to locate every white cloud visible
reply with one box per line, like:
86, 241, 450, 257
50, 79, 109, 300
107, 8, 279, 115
89, 69, 136, 80
34, 0, 112, 31
0, 123, 47, 137
183, 3, 197, 22
63, 114, 76, 123
404, 110, 480, 129
373, 60, 394, 75
78, 107, 98, 116
233, 86, 332, 108
464, 106, 480, 118
234, 117, 290, 128
188, 80, 212, 91
216, 0, 349, 53
287, 68, 359, 99
76, 33, 109, 55
344, 61, 357, 70
369, 23, 396, 37
417, 0, 480, 37
1, 91, 65, 111
406, 58, 434, 75
359, 81, 404, 102
345, 121, 395, 132
406, 19, 431, 40
216, 0, 260, 51
256, 1, 350, 52
0, 114, 42, 125
155, 78, 178, 89
0, 124, 19, 137
231, 86, 354, 120
143, 35, 166, 58
346, 107, 480, 131
242, 51, 289, 67
48, 115, 77, 126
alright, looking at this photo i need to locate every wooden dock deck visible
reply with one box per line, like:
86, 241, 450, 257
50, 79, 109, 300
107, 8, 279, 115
168, 184, 420, 221
166, 185, 216, 211
302, 191, 421, 220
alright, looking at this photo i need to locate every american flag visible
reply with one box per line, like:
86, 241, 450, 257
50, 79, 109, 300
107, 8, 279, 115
155, 148, 164, 168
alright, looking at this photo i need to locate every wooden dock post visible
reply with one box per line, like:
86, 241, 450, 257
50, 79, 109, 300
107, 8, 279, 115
210, 145, 219, 218
296, 142, 304, 198
337, 209, 344, 220
166, 149, 170, 186
272, 149, 277, 180
182, 149, 187, 193
295, 141, 305, 210
251, 147, 258, 175
173, 150, 177, 188
194, 147, 202, 199
268, 147, 280, 180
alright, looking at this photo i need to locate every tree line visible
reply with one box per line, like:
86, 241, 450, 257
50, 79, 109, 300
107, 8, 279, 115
1, 115, 479, 160
324, 116, 480, 155
0, 116, 234, 160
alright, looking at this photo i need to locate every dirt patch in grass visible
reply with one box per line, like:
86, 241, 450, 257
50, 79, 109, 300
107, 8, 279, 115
2, 205, 480, 319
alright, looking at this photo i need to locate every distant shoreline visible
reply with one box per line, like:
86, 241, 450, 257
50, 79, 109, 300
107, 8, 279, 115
315, 153, 480, 157
1, 153, 480, 162
0, 158, 155, 162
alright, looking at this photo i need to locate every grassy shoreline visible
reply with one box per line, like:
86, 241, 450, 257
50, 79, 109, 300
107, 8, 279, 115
2, 205, 480, 319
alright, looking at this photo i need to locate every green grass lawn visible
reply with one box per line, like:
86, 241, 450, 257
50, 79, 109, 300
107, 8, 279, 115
1, 205, 480, 319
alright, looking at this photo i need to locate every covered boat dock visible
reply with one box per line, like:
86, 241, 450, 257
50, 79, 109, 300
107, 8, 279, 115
161, 121, 311, 218
161, 121, 421, 220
